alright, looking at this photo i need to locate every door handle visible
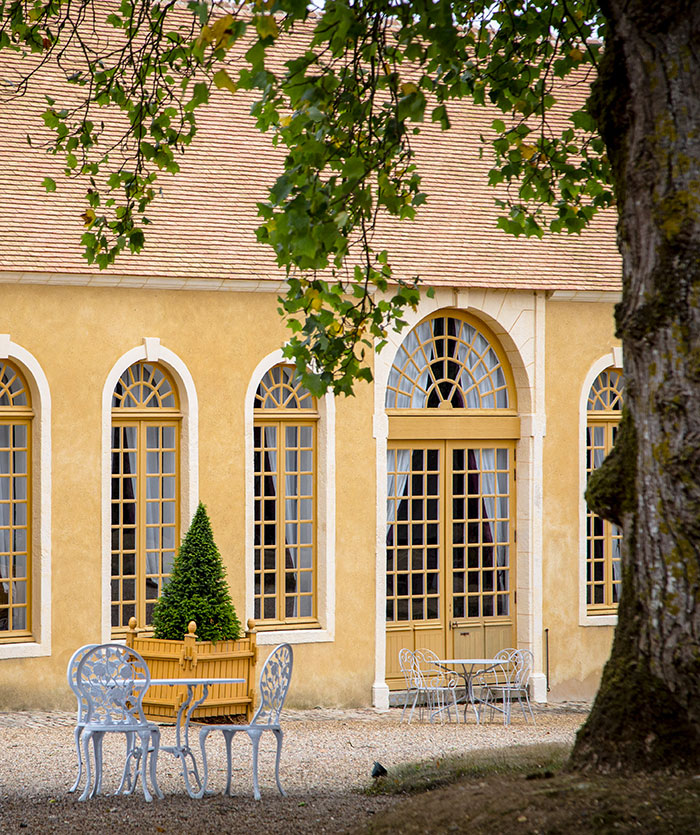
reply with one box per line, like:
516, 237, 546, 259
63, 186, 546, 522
459, 631, 471, 636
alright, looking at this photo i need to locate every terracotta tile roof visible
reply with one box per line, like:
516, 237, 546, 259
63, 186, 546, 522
0, 25, 621, 292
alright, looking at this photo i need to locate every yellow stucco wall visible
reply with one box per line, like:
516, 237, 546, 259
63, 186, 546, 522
1, 282, 624, 710
0, 282, 376, 710
542, 299, 620, 701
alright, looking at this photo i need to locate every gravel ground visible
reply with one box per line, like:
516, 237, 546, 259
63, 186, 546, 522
0, 703, 589, 834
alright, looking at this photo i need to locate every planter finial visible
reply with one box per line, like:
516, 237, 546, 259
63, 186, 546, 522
180, 620, 198, 670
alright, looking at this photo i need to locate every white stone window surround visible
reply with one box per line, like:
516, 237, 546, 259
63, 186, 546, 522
371, 289, 548, 709
101, 338, 199, 641
579, 347, 623, 628
0, 335, 52, 659
245, 349, 336, 646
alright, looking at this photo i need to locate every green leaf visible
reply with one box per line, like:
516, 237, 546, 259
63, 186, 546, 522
41, 177, 57, 193
212, 69, 237, 95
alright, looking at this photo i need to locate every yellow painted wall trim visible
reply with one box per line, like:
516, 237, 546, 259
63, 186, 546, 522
387, 414, 520, 440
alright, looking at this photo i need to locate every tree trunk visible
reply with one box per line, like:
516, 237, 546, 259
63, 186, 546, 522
571, 0, 700, 771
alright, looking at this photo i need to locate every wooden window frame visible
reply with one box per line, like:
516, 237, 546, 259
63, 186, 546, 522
253, 365, 319, 630
110, 362, 181, 636
585, 368, 623, 615
0, 361, 32, 642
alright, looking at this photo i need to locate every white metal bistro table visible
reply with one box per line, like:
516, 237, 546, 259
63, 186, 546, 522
148, 677, 245, 798
439, 659, 500, 723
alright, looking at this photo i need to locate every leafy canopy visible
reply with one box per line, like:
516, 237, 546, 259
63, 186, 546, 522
151, 501, 242, 642
0, 0, 611, 394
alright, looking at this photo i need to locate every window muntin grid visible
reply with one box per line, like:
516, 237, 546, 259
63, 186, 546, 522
255, 365, 314, 410
112, 362, 178, 409
386, 447, 441, 623
587, 368, 623, 412
0, 362, 29, 407
385, 315, 510, 409
386, 444, 513, 625
451, 447, 511, 620
586, 368, 623, 612
254, 365, 317, 624
0, 361, 31, 637
111, 362, 179, 632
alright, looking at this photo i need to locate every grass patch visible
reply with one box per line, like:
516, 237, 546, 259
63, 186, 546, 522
365, 742, 570, 796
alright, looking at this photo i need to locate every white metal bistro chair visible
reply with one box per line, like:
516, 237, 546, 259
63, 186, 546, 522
415, 649, 460, 724
76, 643, 163, 802
477, 648, 535, 725
399, 648, 423, 723
198, 643, 293, 800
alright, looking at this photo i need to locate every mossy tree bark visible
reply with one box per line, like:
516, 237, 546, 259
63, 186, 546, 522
571, 0, 700, 771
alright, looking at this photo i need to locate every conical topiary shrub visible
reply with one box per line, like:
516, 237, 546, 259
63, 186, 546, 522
152, 502, 241, 642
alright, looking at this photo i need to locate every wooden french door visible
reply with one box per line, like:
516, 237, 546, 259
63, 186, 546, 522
385, 440, 516, 688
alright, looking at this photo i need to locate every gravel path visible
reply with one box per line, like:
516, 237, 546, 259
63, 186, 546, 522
0, 704, 589, 834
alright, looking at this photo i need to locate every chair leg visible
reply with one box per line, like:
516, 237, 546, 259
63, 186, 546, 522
93, 733, 105, 797
405, 689, 419, 724
136, 730, 154, 802
117, 733, 138, 795
272, 729, 286, 797
69, 725, 84, 793
222, 730, 235, 796
197, 728, 212, 799
78, 732, 94, 801
149, 728, 163, 800
248, 729, 263, 801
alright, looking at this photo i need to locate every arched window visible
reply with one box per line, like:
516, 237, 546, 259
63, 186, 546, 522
386, 315, 510, 409
384, 311, 518, 684
111, 362, 180, 632
586, 367, 623, 612
253, 365, 317, 624
0, 361, 31, 637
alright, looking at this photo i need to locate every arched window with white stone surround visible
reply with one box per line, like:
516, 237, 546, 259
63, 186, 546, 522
385, 314, 510, 410
384, 311, 519, 688
585, 367, 623, 613
111, 361, 181, 632
253, 365, 318, 625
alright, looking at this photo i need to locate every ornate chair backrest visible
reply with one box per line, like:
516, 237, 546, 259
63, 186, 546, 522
67, 644, 97, 723
250, 643, 293, 728
511, 649, 534, 689
491, 648, 533, 688
76, 643, 151, 727
399, 648, 417, 689
415, 648, 454, 688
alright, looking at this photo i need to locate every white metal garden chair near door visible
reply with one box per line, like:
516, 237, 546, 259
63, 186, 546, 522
416, 649, 460, 724
477, 648, 535, 725
76, 643, 163, 802
198, 643, 293, 800
399, 648, 424, 723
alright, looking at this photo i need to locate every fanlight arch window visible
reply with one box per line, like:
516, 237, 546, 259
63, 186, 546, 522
0, 361, 32, 637
111, 361, 181, 632
112, 362, 177, 409
586, 367, 623, 612
386, 314, 511, 410
254, 364, 317, 625
255, 365, 314, 410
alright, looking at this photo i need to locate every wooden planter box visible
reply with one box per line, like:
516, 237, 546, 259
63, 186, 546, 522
126, 618, 257, 723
